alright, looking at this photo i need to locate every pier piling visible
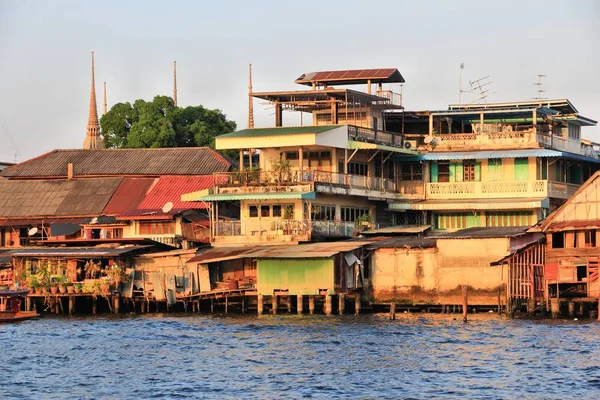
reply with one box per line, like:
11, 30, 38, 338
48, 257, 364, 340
338, 294, 345, 315
257, 294, 264, 316
389, 303, 396, 320
462, 285, 468, 323
272, 295, 278, 314
324, 295, 332, 316
308, 296, 315, 315
355, 296, 361, 315
297, 295, 304, 314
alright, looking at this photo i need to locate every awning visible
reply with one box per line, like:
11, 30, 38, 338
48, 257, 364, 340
50, 223, 82, 237
393, 148, 600, 163
192, 191, 316, 202
362, 224, 431, 235
388, 198, 549, 211
2, 245, 152, 258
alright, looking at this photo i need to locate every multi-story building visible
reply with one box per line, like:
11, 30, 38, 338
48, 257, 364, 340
193, 69, 599, 246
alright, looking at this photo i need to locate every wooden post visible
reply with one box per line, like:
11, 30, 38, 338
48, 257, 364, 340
257, 294, 264, 316
355, 295, 361, 315
69, 296, 74, 316
287, 296, 292, 313
324, 295, 332, 316
462, 285, 468, 323
497, 289, 501, 315
597, 297, 600, 321
25, 297, 31, 311
92, 297, 97, 315
308, 296, 315, 315
297, 295, 304, 314
114, 296, 120, 314
551, 298, 559, 318
241, 296, 246, 314
225, 297, 228, 314
272, 295, 278, 314
568, 301, 575, 317
210, 298, 214, 313
338, 294, 345, 315
389, 303, 396, 320
55, 298, 60, 314
140, 300, 145, 313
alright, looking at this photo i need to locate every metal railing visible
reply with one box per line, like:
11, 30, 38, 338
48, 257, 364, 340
426, 179, 581, 200
347, 125, 405, 148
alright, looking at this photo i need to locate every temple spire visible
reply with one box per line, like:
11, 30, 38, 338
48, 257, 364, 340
248, 63, 254, 129
173, 60, 178, 107
103, 81, 107, 115
83, 51, 101, 149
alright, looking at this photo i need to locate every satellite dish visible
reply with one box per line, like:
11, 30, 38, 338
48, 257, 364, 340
404, 141, 412, 149
162, 202, 174, 213
90, 217, 99, 224
28, 227, 38, 236
424, 136, 433, 144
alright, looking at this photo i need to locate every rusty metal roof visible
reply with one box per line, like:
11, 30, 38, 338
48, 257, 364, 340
0, 177, 122, 218
103, 178, 156, 215
366, 236, 437, 249
547, 219, 600, 231
433, 226, 532, 239
187, 241, 371, 264
2, 245, 152, 257
1, 148, 231, 178
295, 68, 405, 86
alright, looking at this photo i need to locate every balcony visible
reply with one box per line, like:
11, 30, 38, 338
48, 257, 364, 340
347, 125, 405, 148
426, 180, 579, 200
213, 170, 398, 199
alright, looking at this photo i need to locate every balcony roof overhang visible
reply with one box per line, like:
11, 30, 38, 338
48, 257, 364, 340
348, 140, 417, 154
388, 198, 549, 211
393, 149, 600, 163
184, 191, 316, 202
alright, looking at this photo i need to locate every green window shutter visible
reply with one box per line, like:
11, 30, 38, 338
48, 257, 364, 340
449, 163, 455, 182
514, 158, 529, 181
475, 162, 481, 181
488, 159, 501, 181
431, 162, 438, 182
455, 163, 463, 182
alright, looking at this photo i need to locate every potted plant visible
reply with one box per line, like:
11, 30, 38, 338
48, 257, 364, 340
73, 283, 82, 294
27, 274, 39, 293
50, 283, 58, 295
56, 275, 68, 294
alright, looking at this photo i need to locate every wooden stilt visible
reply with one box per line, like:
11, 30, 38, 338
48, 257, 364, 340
114, 295, 120, 314
338, 294, 345, 315
568, 301, 575, 317
92, 297, 97, 315
272, 295, 278, 314
241, 296, 246, 314
308, 296, 315, 315
297, 295, 304, 314
355, 295, 361, 315
324, 295, 332, 316
462, 285, 468, 323
286, 296, 292, 313
497, 289, 501, 315
257, 294, 264, 316
141, 300, 146, 313
210, 298, 214, 313
69, 296, 74, 316
26, 297, 31, 311
225, 297, 229, 314
597, 297, 600, 321
389, 303, 396, 320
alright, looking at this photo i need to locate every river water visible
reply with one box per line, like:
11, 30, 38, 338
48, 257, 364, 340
1, 313, 599, 399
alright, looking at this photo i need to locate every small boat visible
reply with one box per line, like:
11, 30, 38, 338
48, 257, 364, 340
0, 288, 39, 322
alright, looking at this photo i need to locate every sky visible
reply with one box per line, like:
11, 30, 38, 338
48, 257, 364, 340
0, 0, 599, 162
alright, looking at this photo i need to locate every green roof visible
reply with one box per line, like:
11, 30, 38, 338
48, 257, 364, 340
217, 125, 339, 139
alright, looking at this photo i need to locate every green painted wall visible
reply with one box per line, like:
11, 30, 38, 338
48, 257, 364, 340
257, 258, 334, 295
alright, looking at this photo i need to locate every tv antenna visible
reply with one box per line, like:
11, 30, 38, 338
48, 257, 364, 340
458, 63, 465, 103
469, 76, 492, 103
534, 74, 546, 101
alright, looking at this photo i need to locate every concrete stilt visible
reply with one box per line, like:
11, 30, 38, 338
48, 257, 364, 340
338, 294, 345, 315
287, 296, 292, 313
25, 297, 31, 311
324, 295, 332, 316
114, 296, 120, 314
92, 297, 97, 315
69, 296, 75, 316
568, 301, 575, 317
241, 296, 246, 314
225, 297, 228, 314
550, 298, 559, 318
272, 295, 278, 314
257, 294, 264, 316
308, 296, 315, 315
389, 303, 396, 320
297, 295, 304, 314
355, 296, 361, 315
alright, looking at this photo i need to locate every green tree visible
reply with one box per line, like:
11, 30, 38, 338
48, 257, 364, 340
100, 95, 237, 149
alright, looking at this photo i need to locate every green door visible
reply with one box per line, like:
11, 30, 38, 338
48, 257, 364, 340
488, 159, 502, 181
514, 158, 529, 181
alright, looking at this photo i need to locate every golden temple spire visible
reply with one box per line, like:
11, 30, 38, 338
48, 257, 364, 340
84, 50, 101, 149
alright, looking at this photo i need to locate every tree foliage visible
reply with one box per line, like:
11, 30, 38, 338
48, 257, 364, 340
100, 96, 237, 149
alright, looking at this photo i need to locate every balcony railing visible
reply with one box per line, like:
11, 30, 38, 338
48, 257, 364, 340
426, 180, 579, 200
347, 125, 405, 148
214, 170, 396, 193
375, 90, 402, 107
213, 219, 358, 238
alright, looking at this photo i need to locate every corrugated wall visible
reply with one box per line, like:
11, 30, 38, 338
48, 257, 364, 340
257, 258, 334, 295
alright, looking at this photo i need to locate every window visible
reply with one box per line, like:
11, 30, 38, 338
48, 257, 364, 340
396, 211, 424, 225
341, 207, 369, 222
249, 205, 258, 218
286, 151, 299, 160
585, 229, 596, 248
485, 212, 532, 227
568, 124, 580, 139
463, 161, 476, 182
488, 159, 503, 182
435, 212, 480, 230
261, 205, 270, 217
514, 158, 529, 181
348, 162, 368, 176
273, 205, 282, 217
139, 221, 175, 235
400, 163, 423, 181
438, 162, 450, 182
552, 232, 564, 248
312, 205, 336, 221
283, 204, 294, 219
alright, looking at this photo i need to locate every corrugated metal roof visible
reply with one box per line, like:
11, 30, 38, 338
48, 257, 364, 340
295, 69, 405, 86
187, 241, 371, 264
547, 219, 600, 231
433, 226, 532, 239
2, 245, 152, 257
1, 148, 231, 178
137, 176, 213, 210
362, 225, 432, 235
366, 236, 437, 249
103, 178, 156, 215
0, 178, 122, 218
199, 191, 315, 201
217, 125, 337, 139
388, 198, 548, 211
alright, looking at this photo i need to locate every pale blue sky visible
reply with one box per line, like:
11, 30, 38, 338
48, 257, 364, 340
0, 0, 598, 161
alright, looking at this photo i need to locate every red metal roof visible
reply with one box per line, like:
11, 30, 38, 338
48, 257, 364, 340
103, 178, 157, 215
547, 219, 600, 231
295, 68, 405, 86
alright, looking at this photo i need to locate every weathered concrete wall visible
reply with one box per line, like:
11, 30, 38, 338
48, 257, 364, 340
371, 238, 509, 305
